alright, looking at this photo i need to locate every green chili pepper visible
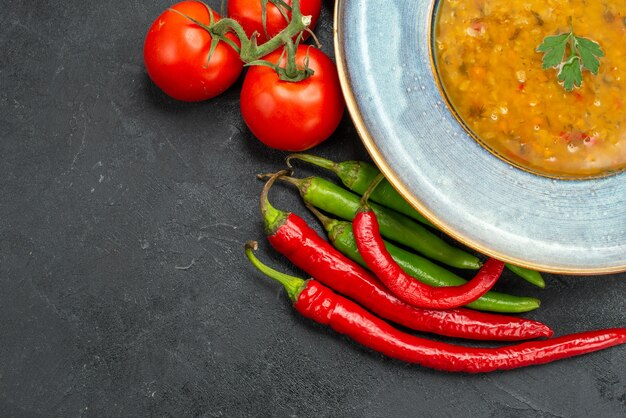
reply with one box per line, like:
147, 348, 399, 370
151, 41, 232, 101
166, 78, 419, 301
286, 154, 545, 288
307, 206, 540, 313
272, 174, 481, 270
286, 154, 433, 227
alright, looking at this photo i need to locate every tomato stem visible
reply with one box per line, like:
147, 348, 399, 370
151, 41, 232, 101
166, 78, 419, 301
172, 0, 311, 64
212, 17, 250, 48
284, 37, 299, 79
173, 0, 315, 83
214, 0, 311, 63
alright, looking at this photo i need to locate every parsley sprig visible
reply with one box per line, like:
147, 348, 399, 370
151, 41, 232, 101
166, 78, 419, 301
536, 17, 604, 92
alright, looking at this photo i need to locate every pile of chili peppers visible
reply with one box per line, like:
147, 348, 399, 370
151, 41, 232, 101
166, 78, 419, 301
245, 156, 626, 373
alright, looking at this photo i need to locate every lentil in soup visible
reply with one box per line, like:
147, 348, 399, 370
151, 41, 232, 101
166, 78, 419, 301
434, 0, 626, 178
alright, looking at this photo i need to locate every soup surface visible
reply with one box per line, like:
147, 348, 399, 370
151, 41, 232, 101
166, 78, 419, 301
434, 0, 626, 178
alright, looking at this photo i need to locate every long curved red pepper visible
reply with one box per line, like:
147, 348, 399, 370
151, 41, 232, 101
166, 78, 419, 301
260, 171, 552, 341
354, 208, 503, 309
246, 243, 626, 373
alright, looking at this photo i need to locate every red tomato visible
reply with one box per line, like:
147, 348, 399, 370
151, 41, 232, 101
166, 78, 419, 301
144, 1, 243, 102
240, 45, 345, 151
228, 0, 322, 44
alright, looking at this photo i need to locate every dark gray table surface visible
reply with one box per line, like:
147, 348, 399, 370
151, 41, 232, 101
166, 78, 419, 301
3, 1, 626, 416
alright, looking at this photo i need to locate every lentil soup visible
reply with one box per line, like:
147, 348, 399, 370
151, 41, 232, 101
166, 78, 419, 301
434, 0, 626, 178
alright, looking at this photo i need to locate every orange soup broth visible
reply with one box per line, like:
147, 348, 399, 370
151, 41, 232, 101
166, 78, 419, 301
434, 0, 626, 178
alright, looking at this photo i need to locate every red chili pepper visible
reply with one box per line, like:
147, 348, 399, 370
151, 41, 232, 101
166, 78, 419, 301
352, 175, 503, 309
259, 171, 552, 341
246, 242, 626, 373
354, 207, 504, 309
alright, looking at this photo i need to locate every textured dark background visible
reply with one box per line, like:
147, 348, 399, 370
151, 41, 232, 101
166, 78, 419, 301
2, 1, 626, 416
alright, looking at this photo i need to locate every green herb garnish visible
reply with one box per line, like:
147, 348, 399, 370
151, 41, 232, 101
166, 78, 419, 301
536, 18, 604, 92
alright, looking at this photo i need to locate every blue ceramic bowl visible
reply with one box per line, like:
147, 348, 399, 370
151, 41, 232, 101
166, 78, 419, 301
334, 0, 626, 274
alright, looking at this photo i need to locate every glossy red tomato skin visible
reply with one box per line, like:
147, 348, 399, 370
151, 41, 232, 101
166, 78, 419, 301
227, 0, 322, 44
240, 46, 345, 151
144, 1, 243, 102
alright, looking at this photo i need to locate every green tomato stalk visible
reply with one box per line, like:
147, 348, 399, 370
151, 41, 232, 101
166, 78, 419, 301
172, 0, 311, 60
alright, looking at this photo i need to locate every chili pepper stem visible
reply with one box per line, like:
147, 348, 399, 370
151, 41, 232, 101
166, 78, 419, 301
259, 170, 291, 235
286, 153, 363, 193
245, 241, 306, 302
286, 153, 339, 172
305, 203, 341, 232
258, 172, 309, 193
360, 173, 386, 206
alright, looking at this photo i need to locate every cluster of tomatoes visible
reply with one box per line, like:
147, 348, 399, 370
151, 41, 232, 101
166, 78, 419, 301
143, 1, 345, 151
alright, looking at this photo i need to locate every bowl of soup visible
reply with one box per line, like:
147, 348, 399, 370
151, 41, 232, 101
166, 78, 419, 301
334, 0, 626, 273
